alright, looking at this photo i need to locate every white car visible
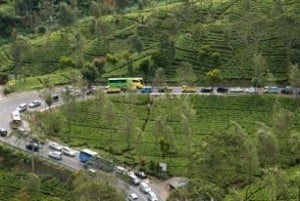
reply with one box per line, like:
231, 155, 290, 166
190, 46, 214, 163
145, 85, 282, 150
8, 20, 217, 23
128, 193, 138, 201
139, 182, 151, 194
61, 146, 76, 157
29, 100, 42, 108
48, 142, 62, 151
16, 103, 28, 112
229, 87, 244, 93
147, 191, 158, 201
244, 87, 257, 94
48, 151, 62, 160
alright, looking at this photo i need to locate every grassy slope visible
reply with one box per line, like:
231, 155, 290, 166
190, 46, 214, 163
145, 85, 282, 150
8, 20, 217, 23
0, 145, 71, 200
0, 0, 299, 86
39, 94, 300, 176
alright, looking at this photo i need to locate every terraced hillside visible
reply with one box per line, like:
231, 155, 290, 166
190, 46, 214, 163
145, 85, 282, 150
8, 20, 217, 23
0, 0, 299, 84
38, 94, 300, 176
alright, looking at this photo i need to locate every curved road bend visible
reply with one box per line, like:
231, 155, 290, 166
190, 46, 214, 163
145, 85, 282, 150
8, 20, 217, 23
0, 89, 164, 201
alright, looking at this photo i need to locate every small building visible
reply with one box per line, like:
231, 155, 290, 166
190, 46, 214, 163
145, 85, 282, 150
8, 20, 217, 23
165, 177, 188, 190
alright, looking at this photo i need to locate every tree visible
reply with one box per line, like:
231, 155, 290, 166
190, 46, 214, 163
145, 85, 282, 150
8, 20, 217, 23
39, 77, 54, 111
81, 63, 99, 88
205, 69, 222, 87
59, 56, 76, 69
58, 2, 78, 26
153, 67, 166, 89
128, 35, 144, 53
263, 167, 291, 201
190, 121, 259, 187
178, 96, 196, 157
119, 95, 139, 150
255, 123, 279, 168
60, 86, 76, 142
252, 53, 268, 88
288, 63, 300, 89
12, 188, 31, 201
11, 35, 31, 69
139, 59, 154, 80
151, 34, 176, 68
72, 171, 125, 201
176, 62, 196, 86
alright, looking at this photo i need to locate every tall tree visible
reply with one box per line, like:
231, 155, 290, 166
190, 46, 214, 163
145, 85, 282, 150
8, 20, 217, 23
153, 67, 166, 89
39, 77, 54, 111
252, 53, 268, 88
288, 64, 300, 91
205, 69, 222, 88
255, 123, 279, 168
72, 170, 125, 201
176, 62, 196, 86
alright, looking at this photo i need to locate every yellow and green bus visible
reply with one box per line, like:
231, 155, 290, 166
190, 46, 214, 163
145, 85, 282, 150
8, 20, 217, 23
107, 78, 144, 91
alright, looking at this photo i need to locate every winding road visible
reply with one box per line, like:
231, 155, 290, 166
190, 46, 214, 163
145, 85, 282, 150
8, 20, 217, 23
0, 88, 168, 201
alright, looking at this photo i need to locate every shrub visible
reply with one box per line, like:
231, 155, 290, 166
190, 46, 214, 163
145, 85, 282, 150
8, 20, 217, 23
198, 45, 211, 60
59, 56, 76, 69
36, 25, 47, 34
211, 52, 221, 65
106, 53, 118, 65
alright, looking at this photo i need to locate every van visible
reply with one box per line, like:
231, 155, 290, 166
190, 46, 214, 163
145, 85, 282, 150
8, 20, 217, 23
139, 182, 151, 194
129, 173, 140, 185
147, 191, 158, 201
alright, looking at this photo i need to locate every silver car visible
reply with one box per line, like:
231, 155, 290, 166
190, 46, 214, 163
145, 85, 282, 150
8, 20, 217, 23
61, 146, 76, 157
48, 142, 62, 151
17, 103, 28, 112
48, 151, 62, 160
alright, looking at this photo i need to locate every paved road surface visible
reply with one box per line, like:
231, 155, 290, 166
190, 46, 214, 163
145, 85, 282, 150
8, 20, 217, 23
0, 88, 164, 201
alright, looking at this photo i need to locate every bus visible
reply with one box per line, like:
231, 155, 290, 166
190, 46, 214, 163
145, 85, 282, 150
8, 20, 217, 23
107, 78, 144, 91
79, 149, 98, 163
11, 110, 21, 129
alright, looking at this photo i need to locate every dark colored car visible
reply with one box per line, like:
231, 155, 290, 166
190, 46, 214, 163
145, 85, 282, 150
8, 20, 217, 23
217, 87, 228, 93
281, 86, 293, 95
0, 128, 8, 137
200, 87, 213, 93
26, 142, 39, 152
158, 87, 172, 93
52, 94, 59, 101
135, 171, 147, 179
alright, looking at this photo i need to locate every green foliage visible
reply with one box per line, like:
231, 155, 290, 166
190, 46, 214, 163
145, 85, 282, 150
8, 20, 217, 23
58, 3, 78, 26
59, 56, 76, 69
106, 53, 118, 65
205, 68, 222, 86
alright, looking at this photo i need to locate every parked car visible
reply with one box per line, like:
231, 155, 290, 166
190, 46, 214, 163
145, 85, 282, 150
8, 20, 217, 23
141, 86, 153, 93
244, 87, 257, 94
48, 142, 62, 151
26, 141, 39, 152
263, 86, 279, 94
61, 146, 76, 157
147, 191, 158, 201
216, 87, 228, 93
139, 182, 151, 194
48, 151, 62, 160
16, 103, 28, 112
128, 173, 140, 185
229, 87, 244, 93
200, 87, 213, 93
135, 171, 147, 179
128, 193, 138, 201
281, 86, 293, 95
0, 128, 8, 137
52, 94, 59, 101
29, 100, 42, 108
182, 85, 196, 93
158, 87, 172, 93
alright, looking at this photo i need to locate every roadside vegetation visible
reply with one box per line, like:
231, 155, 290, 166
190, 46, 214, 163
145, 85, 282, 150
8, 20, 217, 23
36, 92, 300, 200
1, 0, 300, 200
0, 144, 126, 201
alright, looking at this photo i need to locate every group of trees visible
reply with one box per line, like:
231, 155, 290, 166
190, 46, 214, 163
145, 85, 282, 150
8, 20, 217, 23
167, 101, 300, 200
